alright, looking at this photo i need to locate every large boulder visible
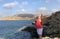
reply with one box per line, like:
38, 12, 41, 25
43, 11, 60, 37
22, 26, 39, 38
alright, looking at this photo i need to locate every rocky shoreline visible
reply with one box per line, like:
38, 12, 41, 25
4, 26, 60, 39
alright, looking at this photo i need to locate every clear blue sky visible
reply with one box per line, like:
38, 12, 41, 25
0, 0, 60, 16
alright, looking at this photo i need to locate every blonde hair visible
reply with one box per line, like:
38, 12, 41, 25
36, 14, 43, 19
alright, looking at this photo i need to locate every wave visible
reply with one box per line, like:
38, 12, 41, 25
0, 37, 5, 39
16, 26, 28, 32
2, 26, 32, 39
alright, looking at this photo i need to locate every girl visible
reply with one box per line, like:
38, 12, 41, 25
33, 14, 43, 39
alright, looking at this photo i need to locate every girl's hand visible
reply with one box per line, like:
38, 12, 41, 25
32, 22, 35, 25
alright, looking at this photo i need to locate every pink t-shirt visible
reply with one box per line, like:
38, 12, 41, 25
35, 18, 42, 29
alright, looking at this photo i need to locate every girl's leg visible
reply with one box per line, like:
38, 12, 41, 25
37, 28, 43, 39
39, 34, 42, 39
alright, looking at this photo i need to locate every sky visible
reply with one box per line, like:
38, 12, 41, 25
0, 0, 60, 16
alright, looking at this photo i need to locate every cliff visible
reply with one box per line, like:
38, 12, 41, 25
0, 14, 35, 20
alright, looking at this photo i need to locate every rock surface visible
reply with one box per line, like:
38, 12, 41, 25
43, 11, 60, 37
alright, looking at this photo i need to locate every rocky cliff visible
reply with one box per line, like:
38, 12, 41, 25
0, 14, 35, 20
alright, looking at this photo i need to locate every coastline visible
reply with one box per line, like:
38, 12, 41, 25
0, 18, 33, 20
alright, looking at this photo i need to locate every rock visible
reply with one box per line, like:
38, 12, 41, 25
21, 26, 39, 38
43, 11, 60, 37
5, 31, 32, 39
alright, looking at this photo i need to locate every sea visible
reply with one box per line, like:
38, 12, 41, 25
0, 20, 33, 39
